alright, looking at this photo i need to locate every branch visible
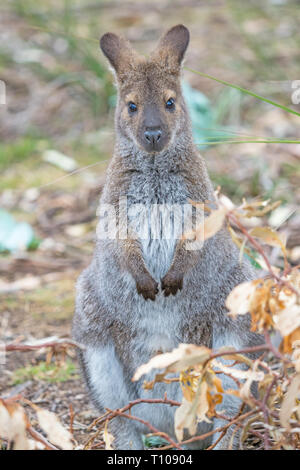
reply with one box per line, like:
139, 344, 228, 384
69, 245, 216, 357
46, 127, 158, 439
4, 338, 84, 353
90, 396, 180, 429
106, 408, 182, 450
85, 396, 181, 450
227, 212, 299, 296
154, 409, 258, 450
27, 427, 58, 450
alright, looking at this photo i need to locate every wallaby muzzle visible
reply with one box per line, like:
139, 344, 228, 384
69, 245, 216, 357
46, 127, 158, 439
144, 127, 163, 151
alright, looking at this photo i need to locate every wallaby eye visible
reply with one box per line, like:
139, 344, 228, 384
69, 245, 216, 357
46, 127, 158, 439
166, 98, 175, 110
128, 102, 137, 113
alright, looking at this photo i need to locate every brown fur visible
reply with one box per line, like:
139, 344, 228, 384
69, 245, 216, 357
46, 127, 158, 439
101, 25, 191, 155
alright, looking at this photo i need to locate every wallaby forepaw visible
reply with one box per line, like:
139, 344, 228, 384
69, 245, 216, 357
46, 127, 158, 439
136, 275, 159, 301
161, 272, 183, 296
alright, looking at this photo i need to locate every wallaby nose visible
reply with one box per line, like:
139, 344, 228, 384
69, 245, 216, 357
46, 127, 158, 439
144, 128, 162, 147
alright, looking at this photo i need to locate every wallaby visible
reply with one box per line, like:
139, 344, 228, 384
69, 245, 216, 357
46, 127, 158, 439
73, 24, 262, 450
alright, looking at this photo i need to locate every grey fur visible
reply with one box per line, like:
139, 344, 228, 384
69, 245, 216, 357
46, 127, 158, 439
72, 26, 262, 450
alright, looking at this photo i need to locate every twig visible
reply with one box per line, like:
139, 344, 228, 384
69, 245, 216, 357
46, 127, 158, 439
69, 404, 75, 436
27, 427, 58, 450
85, 396, 181, 450
153, 409, 258, 450
208, 344, 270, 362
228, 212, 278, 279
90, 396, 180, 429
228, 212, 299, 296
206, 429, 227, 450
263, 329, 288, 363
4, 339, 83, 353
106, 408, 182, 450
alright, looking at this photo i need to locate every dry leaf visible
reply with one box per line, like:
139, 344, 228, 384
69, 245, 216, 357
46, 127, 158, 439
244, 200, 281, 218
0, 401, 31, 450
180, 369, 201, 402
218, 193, 235, 211
239, 362, 264, 401
281, 327, 300, 354
182, 207, 227, 243
226, 280, 257, 316
0, 401, 11, 438
196, 380, 211, 422
249, 226, 287, 257
292, 344, 300, 373
280, 375, 300, 430
133, 344, 211, 382
103, 420, 114, 450
174, 398, 197, 442
274, 305, 300, 337
10, 406, 31, 450
36, 408, 73, 450
213, 361, 264, 383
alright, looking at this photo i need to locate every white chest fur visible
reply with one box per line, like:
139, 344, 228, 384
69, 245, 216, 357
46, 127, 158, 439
140, 204, 180, 279
127, 168, 188, 280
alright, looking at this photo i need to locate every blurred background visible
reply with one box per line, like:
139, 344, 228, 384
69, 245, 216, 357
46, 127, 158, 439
0, 0, 299, 446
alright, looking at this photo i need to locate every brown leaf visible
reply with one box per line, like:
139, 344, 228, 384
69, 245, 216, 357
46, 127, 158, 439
275, 305, 300, 337
0, 401, 32, 450
174, 398, 198, 442
226, 280, 258, 316
36, 408, 73, 450
196, 380, 211, 422
103, 420, 114, 450
280, 374, 300, 429
182, 207, 227, 244
244, 200, 281, 218
281, 327, 300, 354
249, 226, 287, 257
133, 344, 211, 382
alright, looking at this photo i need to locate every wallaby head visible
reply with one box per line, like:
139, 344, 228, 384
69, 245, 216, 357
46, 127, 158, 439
100, 25, 190, 154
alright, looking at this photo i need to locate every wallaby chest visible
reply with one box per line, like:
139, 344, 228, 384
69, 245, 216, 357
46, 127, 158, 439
127, 167, 188, 279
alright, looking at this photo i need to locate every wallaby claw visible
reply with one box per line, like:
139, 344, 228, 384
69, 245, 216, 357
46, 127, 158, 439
136, 276, 159, 301
161, 273, 183, 297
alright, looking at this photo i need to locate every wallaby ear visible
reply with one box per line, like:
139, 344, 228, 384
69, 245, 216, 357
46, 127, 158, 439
152, 24, 190, 70
100, 32, 139, 79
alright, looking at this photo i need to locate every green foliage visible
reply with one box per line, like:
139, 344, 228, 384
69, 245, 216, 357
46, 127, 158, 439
12, 360, 78, 385
182, 81, 233, 146
27, 237, 41, 251
0, 137, 39, 169
142, 434, 170, 449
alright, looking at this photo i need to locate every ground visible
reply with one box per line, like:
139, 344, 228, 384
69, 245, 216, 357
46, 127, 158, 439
0, 0, 299, 449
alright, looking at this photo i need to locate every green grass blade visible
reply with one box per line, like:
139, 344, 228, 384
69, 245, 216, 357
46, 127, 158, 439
186, 67, 300, 118
196, 139, 300, 146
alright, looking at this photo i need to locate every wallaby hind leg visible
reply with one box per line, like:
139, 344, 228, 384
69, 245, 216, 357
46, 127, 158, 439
80, 345, 145, 450
210, 324, 262, 450
183, 422, 213, 450
106, 418, 144, 450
